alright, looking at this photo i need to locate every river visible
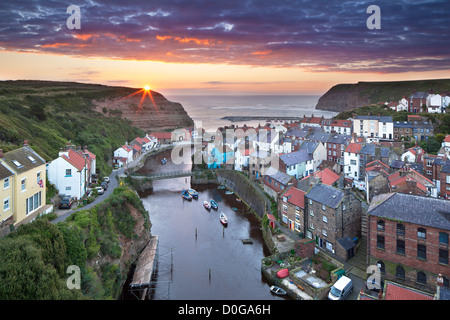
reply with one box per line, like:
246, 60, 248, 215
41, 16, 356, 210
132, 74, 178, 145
127, 148, 286, 300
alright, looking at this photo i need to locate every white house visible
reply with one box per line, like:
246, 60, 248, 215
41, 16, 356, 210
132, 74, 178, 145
426, 94, 443, 113
352, 115, 393, 140
234, 146, 253, 172
47, 148, 91, 200
401, 146, 424, 163
113, 145, 133, 168
298, 141, 327, 172
344, 143, 362, 182
396, 97, 409, 112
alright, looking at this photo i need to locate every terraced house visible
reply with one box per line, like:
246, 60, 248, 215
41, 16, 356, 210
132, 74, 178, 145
0, 142, 50, 230
367, 193, 450, 293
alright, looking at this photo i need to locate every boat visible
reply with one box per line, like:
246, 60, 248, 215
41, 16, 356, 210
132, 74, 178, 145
270, 285, 287, 296
181, 190, 192, 201
236, 198, 241, 202
161, 158, 167, 165
210, 199, 218, 210
217, 186, 226, 190
188, 189, 199, 199
276, 268, 289, 279
203, 201, 211, 210
220, 212, 228, 226
231, 207, 238, 211
225, 190, 234, 195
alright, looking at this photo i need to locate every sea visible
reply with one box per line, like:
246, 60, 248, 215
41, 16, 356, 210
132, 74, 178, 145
164, 95, 338, 131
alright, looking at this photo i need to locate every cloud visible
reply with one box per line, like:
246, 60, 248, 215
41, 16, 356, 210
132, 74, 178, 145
0, 0, 449, 73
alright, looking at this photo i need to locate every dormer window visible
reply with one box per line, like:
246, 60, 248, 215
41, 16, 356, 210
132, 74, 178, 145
27, 156, 36, 163
12, 160, 22, 167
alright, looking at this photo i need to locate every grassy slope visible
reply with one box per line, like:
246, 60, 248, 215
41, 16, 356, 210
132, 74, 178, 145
0, 80, 146, 176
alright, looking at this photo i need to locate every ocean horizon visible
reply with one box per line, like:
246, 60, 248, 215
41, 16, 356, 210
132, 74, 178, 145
165, 94, 338, 131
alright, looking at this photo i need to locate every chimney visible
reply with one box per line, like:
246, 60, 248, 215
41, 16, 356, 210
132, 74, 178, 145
23, 139, 29, 147
0, 149, 3, 159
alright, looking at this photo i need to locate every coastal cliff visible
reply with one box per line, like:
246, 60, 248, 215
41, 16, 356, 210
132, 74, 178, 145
315, 79, 450, 113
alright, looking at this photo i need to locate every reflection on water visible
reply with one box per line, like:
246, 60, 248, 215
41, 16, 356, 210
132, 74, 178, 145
135, 149, 285, 300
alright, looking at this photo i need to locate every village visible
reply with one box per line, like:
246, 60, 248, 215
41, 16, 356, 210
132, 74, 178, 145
0, 89, 449, 300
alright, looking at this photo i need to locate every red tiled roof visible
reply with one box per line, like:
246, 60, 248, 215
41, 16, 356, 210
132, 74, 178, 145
345, 143, 362, 154
388, 171, 400, 181
151, 132, 172, 139
313, 168, 340, 185
122, 145, 132, 152
384, 282, 433, 300
444, 135, 450, 143
61, 149, 87, 171
266, 214, 276, 221
132, 144, 141, 151
282, 187, 305, 208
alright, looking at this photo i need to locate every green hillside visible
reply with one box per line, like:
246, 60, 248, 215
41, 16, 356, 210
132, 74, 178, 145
0, 80, 146, 176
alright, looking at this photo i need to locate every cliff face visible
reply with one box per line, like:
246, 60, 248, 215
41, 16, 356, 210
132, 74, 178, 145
315, 79, 450, 113
93, 89, 194, 132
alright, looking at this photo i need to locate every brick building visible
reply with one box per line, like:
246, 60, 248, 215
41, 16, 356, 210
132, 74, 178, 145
440, 161, 450, 199
304, 183, 362, 260
367, 193, 450, 293
279, 186, 306, 235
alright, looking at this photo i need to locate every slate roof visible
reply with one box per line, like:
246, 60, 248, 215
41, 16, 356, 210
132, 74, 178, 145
410, 91, 429, 99
279, 149, 312, 166
328, 134, 351, 145
1, 146, 46, 174
299, 141, 319, 154
354, 115, 393, 122
265, 168, 293, 185
0, 162, 14, 180
360, 144, 375, 156
441, 161, 450, 174
337, 237, 356, 250
305, 183, 344, 209
306, 132, 330, 143
368, 193, 450, 231
390, 160, 405, 169
409, 163, 424, 174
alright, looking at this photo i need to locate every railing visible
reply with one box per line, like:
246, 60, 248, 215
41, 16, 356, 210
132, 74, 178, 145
130, 170, 203, 180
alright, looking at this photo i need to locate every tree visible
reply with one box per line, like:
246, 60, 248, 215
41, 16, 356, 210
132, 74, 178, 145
436, 133, 446, 144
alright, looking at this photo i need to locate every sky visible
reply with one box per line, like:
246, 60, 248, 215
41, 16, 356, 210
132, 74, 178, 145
0, 0, 449, 95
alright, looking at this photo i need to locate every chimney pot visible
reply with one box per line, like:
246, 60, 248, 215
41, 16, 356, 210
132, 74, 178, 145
23, 139, 29, 147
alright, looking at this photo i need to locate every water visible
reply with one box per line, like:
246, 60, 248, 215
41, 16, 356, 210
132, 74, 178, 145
134, 148, 286, 300
165, 95, 337, 131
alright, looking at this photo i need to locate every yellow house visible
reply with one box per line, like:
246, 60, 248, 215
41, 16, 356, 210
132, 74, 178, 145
0, 144, 49, 228
0, 160, 14, 225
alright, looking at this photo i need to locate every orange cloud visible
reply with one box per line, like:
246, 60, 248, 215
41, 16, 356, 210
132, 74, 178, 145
73, 34, 95, 41
156, 35, 222, 46
126, 38, 141, 42
41, 43, 71, 48
251, 50, 272, 55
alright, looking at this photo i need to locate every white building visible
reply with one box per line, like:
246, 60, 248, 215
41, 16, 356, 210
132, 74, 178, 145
426, 94, 443, 113
113, 145, 134, 168
47, 148, 92, 200
396, 97, 409, 112
344, 143, 362, 182
352, 115, 393, 140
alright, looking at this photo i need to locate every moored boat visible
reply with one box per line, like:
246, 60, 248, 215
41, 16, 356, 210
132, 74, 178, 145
225, 190, 234, 195
161, 158, 167, 165
188, 189, 199, 199
203, 201, 211, 210
270, 285, 287, 296
276, 268, 289, 279
210, 199, 218, 210
220, 212, 228, 226
182, 190, 192, 201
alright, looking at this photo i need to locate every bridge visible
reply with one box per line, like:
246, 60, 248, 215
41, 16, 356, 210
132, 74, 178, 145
128, 170, 205, 181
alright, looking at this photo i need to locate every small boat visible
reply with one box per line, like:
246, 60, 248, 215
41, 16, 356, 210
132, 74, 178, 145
231, 207, 238, 211
236, 198, 241, 202
276, 268, 289, 279
220, 212, 228, 226
225, 190, 234, 195
188, 189, 199, 199
270, 285, 287, 296
161, 158, 167, 165
203, 201, 211, 210
210, 199, 218, 210
217, 186, 226, 190
182, 190, 192, 201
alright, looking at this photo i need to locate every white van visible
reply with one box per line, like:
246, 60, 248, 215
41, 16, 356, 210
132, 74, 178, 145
328, 275, 353, 300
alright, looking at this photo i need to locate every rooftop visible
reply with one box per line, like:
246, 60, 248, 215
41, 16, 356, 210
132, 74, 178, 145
279, 149, 312, 166
305, 183, 344, 209
282, 186, 306, 208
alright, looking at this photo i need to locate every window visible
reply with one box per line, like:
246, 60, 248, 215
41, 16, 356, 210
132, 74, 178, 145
65, 186, 71, 191
439, 232, 449, 245
377, 235, 385, 249
21, 178, 26, 191
417, 272, 427, 285
36, 172, 41, 185
323, 215, 328, 223
322, 204, 326, 211
447, 176, 450, 184
3, 177, 9, 189
417, 228, 426, 239
295, 213, 300, 221
26, 191, 41, 215
322, 229, 327, 237
309, 199, 312, 205
377, 220, 385, 231
439, 249, 449, 265
3, 198, 10, 211
309, 209, 314, 217
309, 222, 314, 230
283, 196, 287, 203
417, 244, 427, 260
396, 239, 405, 255
27, 155, 36, 163
377, 261, 385, 274
427, 170, 432, 175
397, 224, 405, 236
342, 204, 346, 210
396, 266, 405, 280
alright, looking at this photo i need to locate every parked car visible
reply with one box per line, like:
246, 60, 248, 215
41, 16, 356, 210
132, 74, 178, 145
95, 187, 104, 195
101, 181, 108, 191
104, 177, 110, 183
59, 196, 74, 209
328, 276, 353, 300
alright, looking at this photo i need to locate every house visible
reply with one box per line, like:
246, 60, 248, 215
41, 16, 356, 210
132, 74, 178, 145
278, 149, 313, 179
298, 140, 327, 172
263, 167, 297, 200
423, 154, 446, 184
388, 166, 437, 197
300, 115, 323, 129
326, 134, 351, 167
367, 192, 450, 293
409, 91, 429, 113
439, 161, 450, 199
411, 120, 434, 141
0, 142, 49, 228
305, 184, 362, 260
426, 94, 443, 113
248, 149, 272, 180
438, 134, 450, 160
344, 142, 363, 182
279, 186, 306, 235
352, 115, 393, 140
47, 145, 95, 200
234, 146, 253, 172
365, 160, 390, 202
206, 143, 234, 169
0, 159, 15, 227
113, 144, 133, 168
393, 121, 413, 140
150, 132, 172, 144
401, 146, 425, 163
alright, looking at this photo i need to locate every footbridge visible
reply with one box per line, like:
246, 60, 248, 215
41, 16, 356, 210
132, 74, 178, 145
129, 170, 204, 181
